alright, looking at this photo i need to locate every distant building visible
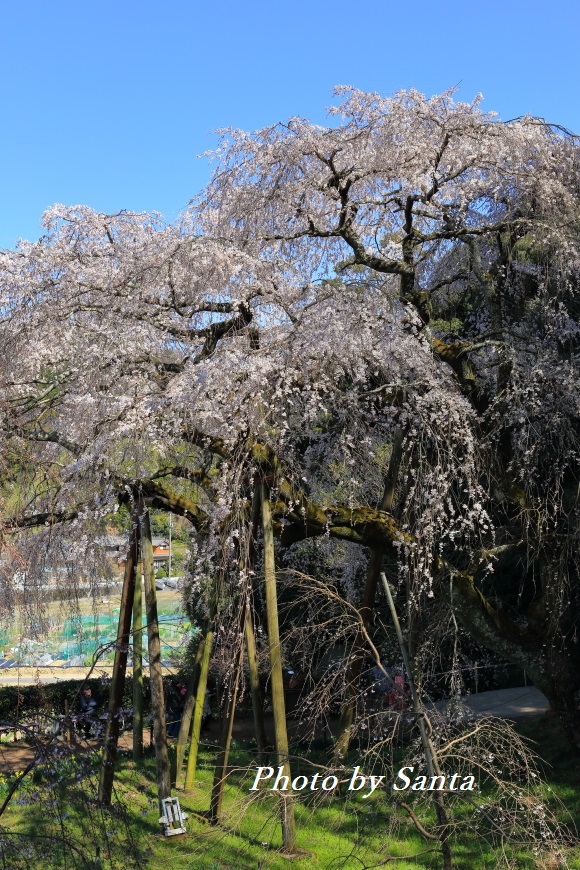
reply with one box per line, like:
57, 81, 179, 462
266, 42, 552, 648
107, 535, 171, 571
152, 538, 170, 568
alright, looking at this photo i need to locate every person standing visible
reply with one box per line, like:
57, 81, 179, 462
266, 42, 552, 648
78, 686, 99, 738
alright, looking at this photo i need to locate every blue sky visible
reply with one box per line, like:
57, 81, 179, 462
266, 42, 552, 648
1, 0, 578, 249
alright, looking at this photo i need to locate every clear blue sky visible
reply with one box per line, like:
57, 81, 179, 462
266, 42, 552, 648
1, 0, 578, 248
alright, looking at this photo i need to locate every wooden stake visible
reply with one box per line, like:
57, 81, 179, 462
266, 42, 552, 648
209, 642, 243, 824
132, 564, 143, 761
175, 636, 204, 788
262, 483, 296, 854
244, 601, 268, 759
140, 506, 171, 813
183, 621, 213, 790
98, 513, 138, 805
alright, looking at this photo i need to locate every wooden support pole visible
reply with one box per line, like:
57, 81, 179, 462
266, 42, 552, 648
183, 621, 213, 790
98, 514, 138, 805
244, 481, 269, 760
209, 643, 243, 824
175, 636, 204, 788
140, 506, 171, 813
262, 483, 297, 854
244, 601, 268, 759
132, 565, 143, 761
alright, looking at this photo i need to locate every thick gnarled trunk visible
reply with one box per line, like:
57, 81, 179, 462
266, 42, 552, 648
334, 428, 404, 761
444, 566, 580, 751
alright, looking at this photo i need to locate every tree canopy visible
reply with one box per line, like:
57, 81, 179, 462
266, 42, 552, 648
1, 86, 580, 748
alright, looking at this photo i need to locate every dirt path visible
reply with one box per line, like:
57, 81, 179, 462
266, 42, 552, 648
0, 686, 550, 773
458, 686, 549, 718
0, 731, 153, 773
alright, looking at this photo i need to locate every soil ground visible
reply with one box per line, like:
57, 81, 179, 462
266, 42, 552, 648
0, 733, 148, 772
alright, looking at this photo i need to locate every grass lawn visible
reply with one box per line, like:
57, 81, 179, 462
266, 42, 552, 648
0, 715, 579, 868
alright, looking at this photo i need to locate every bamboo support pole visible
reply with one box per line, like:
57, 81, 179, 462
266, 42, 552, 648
262, 483, 297, 854
209, 643, 243, 824
141, 506, 171, 813
244, 601, 268, 758
98, 513, 138, 805
175, 636, 204, 788
183, 621, 213, 790
132, 565, 143, 761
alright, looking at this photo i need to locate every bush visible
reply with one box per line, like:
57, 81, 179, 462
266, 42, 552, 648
0, 677, 152, 722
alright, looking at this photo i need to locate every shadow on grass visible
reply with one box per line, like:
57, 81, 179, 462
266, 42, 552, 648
2, 716, 580, 869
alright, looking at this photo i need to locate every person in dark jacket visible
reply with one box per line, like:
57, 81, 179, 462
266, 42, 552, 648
78, 686, 99, 738
166, 681, 186, 737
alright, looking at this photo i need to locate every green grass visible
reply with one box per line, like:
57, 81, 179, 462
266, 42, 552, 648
0, 717, 579, 868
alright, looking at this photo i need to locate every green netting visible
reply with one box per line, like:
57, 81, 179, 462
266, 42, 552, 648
0, 602, 190, 665
59, 642, 82, 659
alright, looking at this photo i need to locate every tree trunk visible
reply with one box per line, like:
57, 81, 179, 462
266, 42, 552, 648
542, 670, 580, 752
140, 506, 171, 812
98, 514, 138, 805
262, 483, 297, 854
442, 564, 580, 752
334, 428, 404, 761
132, 567, 143, 761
